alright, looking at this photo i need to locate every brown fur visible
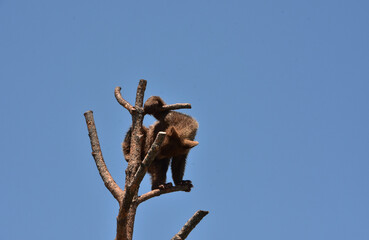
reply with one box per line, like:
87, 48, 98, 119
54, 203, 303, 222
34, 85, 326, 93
123, 125, 197, 190
144, 96, 199, 189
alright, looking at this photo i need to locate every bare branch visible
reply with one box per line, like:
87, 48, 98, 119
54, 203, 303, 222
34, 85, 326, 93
135, 79, 147, 108
114, 87, 135, 113
161, 103, 192, 111
137, 185, 192, 204
126, 79, 147, 178
84, 111, 124, 203
171, 210, 209, 240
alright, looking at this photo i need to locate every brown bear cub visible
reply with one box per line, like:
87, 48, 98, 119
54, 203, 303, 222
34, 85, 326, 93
144, 96, 199, 190
123, 96, 198, 190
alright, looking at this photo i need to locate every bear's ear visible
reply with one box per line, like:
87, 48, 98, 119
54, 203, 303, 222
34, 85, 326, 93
183, 139, 199, 149
167, 126, 180, 139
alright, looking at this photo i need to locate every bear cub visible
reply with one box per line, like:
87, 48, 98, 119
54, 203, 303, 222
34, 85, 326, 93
123, 96, 198, 190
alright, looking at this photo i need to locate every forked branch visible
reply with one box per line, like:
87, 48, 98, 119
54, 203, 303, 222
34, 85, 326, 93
115, 80, 148, 240
116, 131, 166, 240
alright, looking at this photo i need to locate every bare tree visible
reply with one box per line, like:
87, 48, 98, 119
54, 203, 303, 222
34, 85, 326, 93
84, 79, 208, 240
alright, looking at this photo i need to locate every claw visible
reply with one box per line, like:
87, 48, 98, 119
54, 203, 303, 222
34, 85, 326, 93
158, 182, 173, 190
176, 180, 193, 191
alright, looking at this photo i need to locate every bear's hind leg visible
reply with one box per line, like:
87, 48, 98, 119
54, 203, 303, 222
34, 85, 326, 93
148, 158, 171, 190
171, 154, 193, 190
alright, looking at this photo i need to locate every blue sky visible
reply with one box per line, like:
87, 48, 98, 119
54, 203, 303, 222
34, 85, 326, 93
1, 1, 369, 239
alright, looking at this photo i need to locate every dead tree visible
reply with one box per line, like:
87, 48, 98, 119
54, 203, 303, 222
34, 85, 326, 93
84, 79, 208, 240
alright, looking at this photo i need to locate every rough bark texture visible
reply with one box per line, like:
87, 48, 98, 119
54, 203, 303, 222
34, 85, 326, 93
158, 103, 192, 111
84, 111, 124, 203
171, 210, 209, 240
137, 185, 192, 204
116, 80, 146, 240
115, 87, 135, 113
84, 80, 208, 240
130, 132, 166, 189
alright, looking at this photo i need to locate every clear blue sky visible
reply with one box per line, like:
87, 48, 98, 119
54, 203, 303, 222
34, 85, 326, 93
1, 1, 369, 239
